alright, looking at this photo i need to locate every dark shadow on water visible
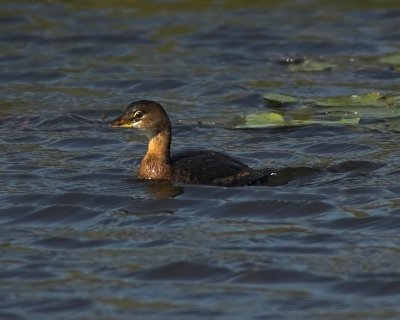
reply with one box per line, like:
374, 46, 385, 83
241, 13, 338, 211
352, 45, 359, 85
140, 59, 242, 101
124, 178, 184, 198
256, 166, 323, 186
326, 160, 384, 173
144, 180, 185, 198
124, 161, 378, 193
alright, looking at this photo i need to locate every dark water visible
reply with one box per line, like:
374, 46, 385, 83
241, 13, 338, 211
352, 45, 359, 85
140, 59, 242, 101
1, 1, 400, 319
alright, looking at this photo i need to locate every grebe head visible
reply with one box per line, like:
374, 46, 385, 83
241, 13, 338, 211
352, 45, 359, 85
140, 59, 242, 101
109, 100, 171, 137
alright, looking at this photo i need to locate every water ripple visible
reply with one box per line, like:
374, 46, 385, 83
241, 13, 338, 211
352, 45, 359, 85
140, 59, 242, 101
2, 1, 400, 319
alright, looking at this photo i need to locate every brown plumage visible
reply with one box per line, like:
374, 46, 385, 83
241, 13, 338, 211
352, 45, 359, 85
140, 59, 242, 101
109, 100, 271, 186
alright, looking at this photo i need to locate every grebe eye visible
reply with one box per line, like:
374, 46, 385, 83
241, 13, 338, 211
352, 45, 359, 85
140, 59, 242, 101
134, 110, 144, 119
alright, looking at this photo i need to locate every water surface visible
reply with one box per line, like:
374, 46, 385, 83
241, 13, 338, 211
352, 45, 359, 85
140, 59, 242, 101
1, 1, 400, 319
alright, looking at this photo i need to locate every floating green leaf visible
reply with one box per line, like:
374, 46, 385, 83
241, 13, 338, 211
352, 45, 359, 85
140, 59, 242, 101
379, 53, 400, 65
293, 117, 360, 126
379, 93, 400, 106
263, 91, 400, 109
235, 112, 360, 129
288, 59, 334, 72
263, 93, 299, 106
251, 91, 400, 128
314, 92, 385, 107
237, 112, 286, 128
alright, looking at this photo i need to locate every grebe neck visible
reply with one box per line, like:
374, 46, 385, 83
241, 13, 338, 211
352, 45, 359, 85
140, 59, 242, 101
138, 130, 172, 180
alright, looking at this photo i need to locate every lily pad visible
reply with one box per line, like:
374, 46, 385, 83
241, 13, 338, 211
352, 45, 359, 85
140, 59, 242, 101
379, 53, 400, 65
288, 59, 334, 72
315, 92, 386, 108
379, 93, 400, 106
263, 91, 400, 109
236, 111, 360, 129
295, 117, 360, 126
237, 112, 286, 128
253, 91, 400, 128
263, 93, 300, 106
314, 93, 400, 119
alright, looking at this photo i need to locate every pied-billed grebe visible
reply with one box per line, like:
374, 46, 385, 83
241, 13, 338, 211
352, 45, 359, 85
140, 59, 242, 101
110, 100, 273, 186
